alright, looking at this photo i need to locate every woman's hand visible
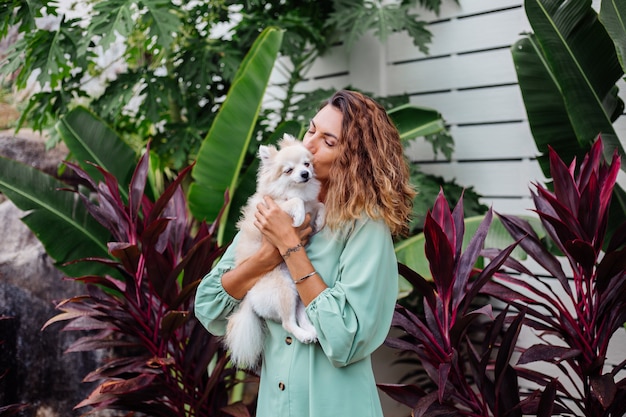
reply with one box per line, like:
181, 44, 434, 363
254, 196, 313, 254
222, 197, 314, 300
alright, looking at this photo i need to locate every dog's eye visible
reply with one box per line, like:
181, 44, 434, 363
304, 162, 310, 167
284, 168, 293, 174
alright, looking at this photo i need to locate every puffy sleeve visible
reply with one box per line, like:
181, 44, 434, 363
194, 234, 241, 336
305, 218, 398, 368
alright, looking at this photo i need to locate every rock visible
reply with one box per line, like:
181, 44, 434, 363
0, 131, 109, 416
0, 200, 103, 416
0, 129, 69, 178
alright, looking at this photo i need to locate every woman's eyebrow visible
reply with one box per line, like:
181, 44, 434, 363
310, 119, 338, 140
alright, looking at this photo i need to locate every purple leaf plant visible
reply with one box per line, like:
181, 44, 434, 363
379, 189, 524, 416
42, 146, 251, 416
380, 137, 626, 417
483, 137, 626, 416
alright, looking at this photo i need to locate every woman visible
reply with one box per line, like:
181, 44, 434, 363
195, 90, 415, 417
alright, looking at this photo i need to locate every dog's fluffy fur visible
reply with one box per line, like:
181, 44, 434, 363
224, 134, 325, 369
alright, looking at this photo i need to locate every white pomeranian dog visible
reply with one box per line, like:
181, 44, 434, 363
225, 134, 325, 369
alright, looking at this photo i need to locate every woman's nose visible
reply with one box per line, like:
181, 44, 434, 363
303, 137, 316, 153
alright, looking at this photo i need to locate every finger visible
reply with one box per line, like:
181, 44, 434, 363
303, 225, 313, 238
256, 196, 276, 213
254, 212, 267, 228
263, 195, 277, 208
297, 214, 312, 230
297, 223, 313, 240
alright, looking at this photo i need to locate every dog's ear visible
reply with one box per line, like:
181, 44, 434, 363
258, 145, 277, 163
278, 133, 298, 148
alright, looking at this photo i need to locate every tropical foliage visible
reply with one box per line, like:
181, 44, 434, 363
379, 191, 525, 416
381, 138, 626, 416
0, 25, 283, 277
41, 146, 244, 416
511, 0, 626, 232
0, 1, 487, 413
0, 26, 280, 415
1, 0, 476, 241
0, 12, 467, 415
0, 0, 452, 169
0, 7, 476, 280
484, 138, 626, 416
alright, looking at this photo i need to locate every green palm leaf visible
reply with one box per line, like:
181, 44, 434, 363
188, 27, 283, 244
512, 35, 580, 175
56, 106, 138, 198
523, 0, 625, 161
600, 0, 626, 73
515, 0, 626, 236
389, 103, 446, 140
0, 156, 111, 277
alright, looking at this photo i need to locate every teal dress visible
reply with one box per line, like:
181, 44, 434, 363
194, 217, 398, 417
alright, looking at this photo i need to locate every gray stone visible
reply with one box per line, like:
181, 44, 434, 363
0, 131, 110, 416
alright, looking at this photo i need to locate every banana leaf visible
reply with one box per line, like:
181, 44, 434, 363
521, 0, 625, 164
187, 27, 283, 245
514, 0, 626, 239
600, 0, 626, 73
0, 156, 112, 277
55, 106, 138, 199
389, 104, 446, 141
512, 35, 580, 176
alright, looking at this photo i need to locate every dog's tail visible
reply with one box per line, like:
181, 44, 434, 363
225, 299, 265, 370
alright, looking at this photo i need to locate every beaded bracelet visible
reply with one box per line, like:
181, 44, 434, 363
294, 271, 317, 284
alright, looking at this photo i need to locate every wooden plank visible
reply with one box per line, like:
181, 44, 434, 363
348, 33, 387, 94
304, 44, 350, 79
404, 122, 537, 161
408, 85, 527, 125
610, 117, 626, 144
407, 0, 524, 21
388, 48, 518, 94
482, 196, 536, 215
451, 123, 537, 159
271, 45, 350, 85
295, 75, 350, 92
416, 0, 524, 21
414, 159, 545, 197
387, 7, 530, 62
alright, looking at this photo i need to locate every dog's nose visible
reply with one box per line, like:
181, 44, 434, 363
300, 170, 310, 180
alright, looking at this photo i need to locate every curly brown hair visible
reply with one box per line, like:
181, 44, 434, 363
322, 90, 416, 237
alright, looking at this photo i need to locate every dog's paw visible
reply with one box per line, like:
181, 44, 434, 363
292, 327, 318, 344
300, 331, 318, 344
291, 210, 306, 227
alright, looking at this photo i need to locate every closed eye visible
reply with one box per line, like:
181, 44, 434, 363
284, 168, 293, 174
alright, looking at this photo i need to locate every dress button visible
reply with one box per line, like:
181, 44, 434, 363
285, 336, 293, 345
278, 382, 285, 391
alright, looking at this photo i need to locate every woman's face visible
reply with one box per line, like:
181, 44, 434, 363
302, 104, 343, 184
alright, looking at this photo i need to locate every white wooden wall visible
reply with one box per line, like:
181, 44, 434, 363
269, 0, 626, 217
